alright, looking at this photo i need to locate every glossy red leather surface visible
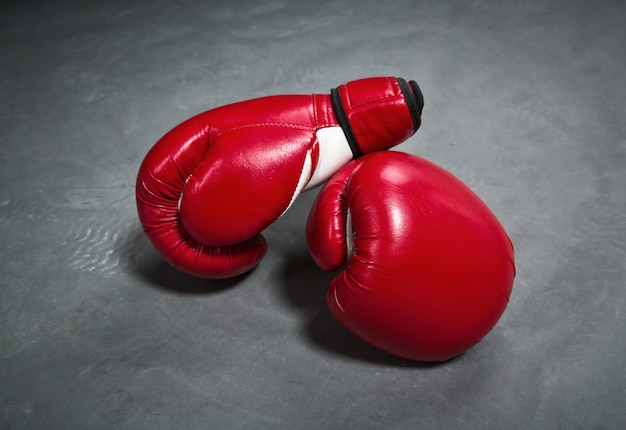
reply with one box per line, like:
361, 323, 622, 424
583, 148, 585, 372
306, 151, 516, 361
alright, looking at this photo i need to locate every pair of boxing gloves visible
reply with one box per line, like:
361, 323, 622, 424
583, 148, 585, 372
136, 77, 515, 362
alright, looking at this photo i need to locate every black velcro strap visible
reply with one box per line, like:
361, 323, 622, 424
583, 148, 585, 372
330, 87, 362, 159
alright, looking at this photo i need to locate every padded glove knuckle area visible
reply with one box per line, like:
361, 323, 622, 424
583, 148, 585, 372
135, 113, 267, 278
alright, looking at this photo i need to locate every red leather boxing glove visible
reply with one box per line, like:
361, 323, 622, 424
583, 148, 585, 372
306, 151, 515, 361
136, 77, 423, 278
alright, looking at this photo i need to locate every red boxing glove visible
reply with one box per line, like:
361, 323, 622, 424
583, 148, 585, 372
136, 77, 423, 278
306, 151, 515, 361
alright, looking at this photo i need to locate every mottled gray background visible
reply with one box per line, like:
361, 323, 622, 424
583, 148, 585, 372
1, 0, 625, 429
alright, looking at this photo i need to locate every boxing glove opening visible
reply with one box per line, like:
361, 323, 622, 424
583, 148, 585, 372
396, 77, 424, 132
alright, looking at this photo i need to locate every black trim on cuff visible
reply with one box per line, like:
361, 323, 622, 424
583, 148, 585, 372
330, 87, 362, 159
397, 77, 424, 132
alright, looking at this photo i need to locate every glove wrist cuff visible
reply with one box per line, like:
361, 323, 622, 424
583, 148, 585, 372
330, 76, 423, 158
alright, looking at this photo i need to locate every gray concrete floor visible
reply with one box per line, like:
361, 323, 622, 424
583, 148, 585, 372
1, 0, 625, 428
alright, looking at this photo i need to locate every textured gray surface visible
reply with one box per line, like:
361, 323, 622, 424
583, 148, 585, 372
1, 0, 625, 428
